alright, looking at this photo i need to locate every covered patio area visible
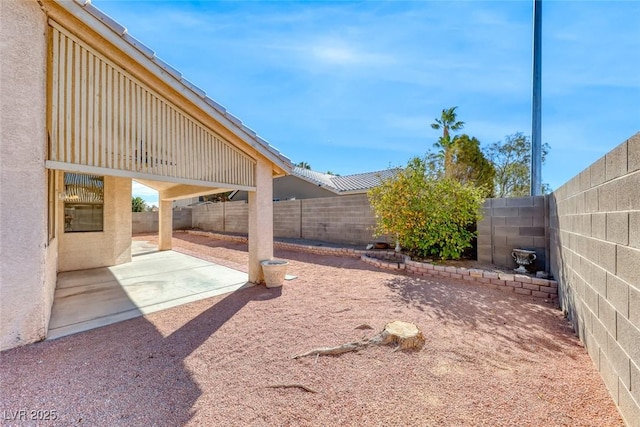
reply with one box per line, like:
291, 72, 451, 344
47, 240, 249, 340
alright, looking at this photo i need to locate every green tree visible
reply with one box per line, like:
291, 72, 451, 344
487, 133, 550, 197
449, 135, 496, 197
426, 134, 496, 197
368, 157, 485, 260
296, 161, 311, 170
132, 196, 147, 212
430, 106, 465, 178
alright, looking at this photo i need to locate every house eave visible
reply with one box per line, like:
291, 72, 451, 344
45, 0, 292, 176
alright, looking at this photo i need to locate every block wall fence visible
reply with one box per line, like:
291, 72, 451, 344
477, 196, 550, 273
550, 132, 640, 426
188, 193, 378, 246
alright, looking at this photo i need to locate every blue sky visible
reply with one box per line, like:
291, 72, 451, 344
91, 0, 640, 206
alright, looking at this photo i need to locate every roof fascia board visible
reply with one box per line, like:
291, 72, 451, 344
47, 0, 291, 175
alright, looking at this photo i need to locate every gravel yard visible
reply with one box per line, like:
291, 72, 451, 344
0, 233, 622, 426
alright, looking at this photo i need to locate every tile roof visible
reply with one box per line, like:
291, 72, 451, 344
60, 0, 291, 172
292, 167, 399, 194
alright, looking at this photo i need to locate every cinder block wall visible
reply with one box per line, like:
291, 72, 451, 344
223, 201, 249, 234
192, 203, 223, 231
300, 194, 377, 245
274, 200, 301, 238
190, 194, 377, 245
477, 196, 549, 272
132, 209, 192, 234
550, 133, 639, 425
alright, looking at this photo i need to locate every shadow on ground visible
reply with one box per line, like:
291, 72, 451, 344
385, 275, 577, 359
0, 285, 280, 426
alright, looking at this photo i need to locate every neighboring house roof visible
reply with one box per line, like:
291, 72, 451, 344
52, 0, 291, 174
292, 167, 399, 194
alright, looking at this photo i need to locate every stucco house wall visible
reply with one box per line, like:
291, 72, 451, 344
58, 176, 132, 272
0, 0, 53, 350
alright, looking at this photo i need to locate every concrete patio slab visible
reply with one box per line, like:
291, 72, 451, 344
47, 241, 249, 340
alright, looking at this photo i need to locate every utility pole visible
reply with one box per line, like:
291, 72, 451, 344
531, 0, 542, 195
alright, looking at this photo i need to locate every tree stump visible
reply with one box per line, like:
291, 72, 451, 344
293, 321, 424, 359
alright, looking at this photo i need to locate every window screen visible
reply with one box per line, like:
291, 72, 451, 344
63, 173, 104, 232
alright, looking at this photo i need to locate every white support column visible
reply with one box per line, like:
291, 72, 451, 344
158, 196, 173, 251
248, 156, 274, 283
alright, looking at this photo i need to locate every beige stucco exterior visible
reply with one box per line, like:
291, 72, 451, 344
0, 0, 290, 350
0, 0, 53, 350
57, 176, 132, 271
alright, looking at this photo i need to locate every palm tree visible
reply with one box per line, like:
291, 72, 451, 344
296, 161, 311, 170
431, 107, 464, 178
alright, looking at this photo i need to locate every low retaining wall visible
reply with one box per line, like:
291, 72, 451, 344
360, 252, 558, 300
180, 230, 558, 301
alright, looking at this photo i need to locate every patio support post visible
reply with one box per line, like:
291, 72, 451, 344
248, 156, 274, 283
158, 197, 173, 251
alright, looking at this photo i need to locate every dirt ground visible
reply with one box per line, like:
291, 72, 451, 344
0, 233, 623, 426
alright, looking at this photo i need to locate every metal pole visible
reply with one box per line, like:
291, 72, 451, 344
531, 0, 542, 195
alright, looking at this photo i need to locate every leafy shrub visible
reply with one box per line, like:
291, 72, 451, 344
368, 157, 485, 260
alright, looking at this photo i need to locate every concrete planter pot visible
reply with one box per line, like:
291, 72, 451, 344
260, 259, 289, 288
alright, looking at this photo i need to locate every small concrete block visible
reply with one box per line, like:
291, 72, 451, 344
445, 266, 458, 273
450, 273, 463, 280
506, 280, 522, 288
598, 352, 618, 404
591, 264, 607, 296
492, 207, 520, 217
592, 316, 609, 349
519, 207, 545, 217
483, 271, 499, 279
619, 383, 640, 425
514, 274, 532, 283
630, 211, 640, 250
598, 240, 617, 274
605, 140, 628, 181
607, 333, 631, 389
499, 273, 514, 281
606, 273, 630, 318
506, 216, 533, 226
515, 288, 531, 295
617, 314, 640, 363
433, 265, 446, 272
586, 188, 599, 213
456, 267, 470, 276
491, 279, 506, 286
630, 358, 640, 404
590, 156, 606, 187
532, 291, 550, 299
491, 198, 507, 208
628, 132, 640, 172
519, 227, 545, 237
606, 212, 629, 245
580, 169, 591, 192
617, 245, 640, 286
616, 172, 640, 211
469, 269, 484, 278
506, 197, 535, 207
598, 295, 617, 338
598, 182, 617, 213
584, 284, 599, 314
463, 275, 476, 282
494, 226, 521, 237
630, 286, 640, 330
523, 283, 540, 291
591, 213, 607, 240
